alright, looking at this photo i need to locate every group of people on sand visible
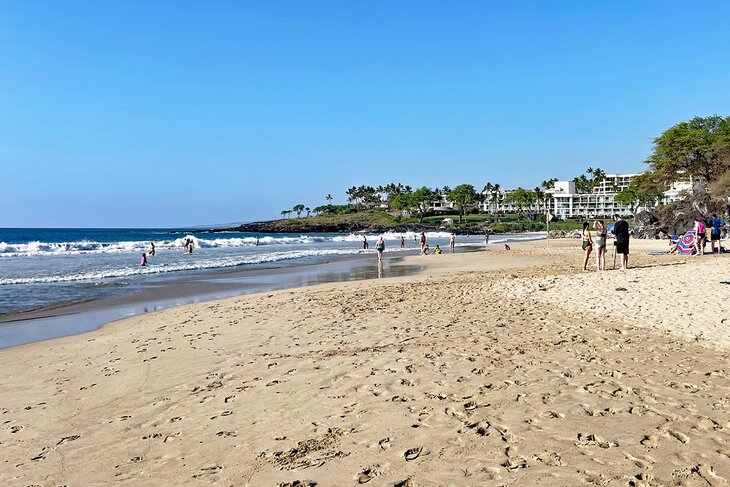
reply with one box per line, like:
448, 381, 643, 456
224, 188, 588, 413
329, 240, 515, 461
580, 214, 630, 271
361, 231, 456, 262
667, 215, 726, 255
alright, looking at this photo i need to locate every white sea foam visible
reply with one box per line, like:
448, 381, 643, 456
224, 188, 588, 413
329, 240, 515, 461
0, 234, 333, 257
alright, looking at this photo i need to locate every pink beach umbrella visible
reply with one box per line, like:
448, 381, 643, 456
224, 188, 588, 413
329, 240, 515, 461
677, 231, 697, 255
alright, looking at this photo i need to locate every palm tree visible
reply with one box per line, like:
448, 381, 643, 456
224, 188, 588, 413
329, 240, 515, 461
482, 182, 494, 213
491, 184, 501, 214
534, 187, 543, 213
326, 193, 333, 204
305, 207, 311, 217
280, 210, 288, 220
292, 204, 305, 218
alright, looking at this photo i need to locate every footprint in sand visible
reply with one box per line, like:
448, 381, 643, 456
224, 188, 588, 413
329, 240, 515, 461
403, 447, 422, 461
277, 481, 317, 487
355, 465, 379, 483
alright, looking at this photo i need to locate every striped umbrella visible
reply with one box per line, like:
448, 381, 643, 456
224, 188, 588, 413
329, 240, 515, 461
677, 231, 697, 255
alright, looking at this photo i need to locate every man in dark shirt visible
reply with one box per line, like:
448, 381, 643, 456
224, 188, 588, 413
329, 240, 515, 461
612, 214, 630, 270
707, 214, 726, 254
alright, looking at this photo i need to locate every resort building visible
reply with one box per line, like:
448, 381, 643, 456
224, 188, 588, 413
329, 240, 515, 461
426, 193, 456, 212
478, 172, 704, 219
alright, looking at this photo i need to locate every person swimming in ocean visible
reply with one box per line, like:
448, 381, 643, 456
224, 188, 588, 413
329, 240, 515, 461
149, 242, 155, 256
140, 252, 148, 267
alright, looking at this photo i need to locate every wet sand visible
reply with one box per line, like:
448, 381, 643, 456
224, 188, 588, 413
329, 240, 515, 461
0, 251, 425, 349
1, 238, 730, 486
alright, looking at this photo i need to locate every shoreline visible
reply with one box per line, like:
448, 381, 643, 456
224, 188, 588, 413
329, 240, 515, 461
3, 238, 730, 485
0, 249, 430, 349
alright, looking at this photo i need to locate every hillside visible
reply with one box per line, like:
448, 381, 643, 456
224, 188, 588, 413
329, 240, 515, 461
192, 210, 585, 234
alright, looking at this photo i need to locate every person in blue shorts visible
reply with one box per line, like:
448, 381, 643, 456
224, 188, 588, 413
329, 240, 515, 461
707, 214, 726, 254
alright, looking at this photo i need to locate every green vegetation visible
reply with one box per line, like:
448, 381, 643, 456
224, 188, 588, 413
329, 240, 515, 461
269, 209, 401, 229
390, 187, 437, 223
645, 115, 730, 199
265, 208, 589, 234
446, 184, 478, 222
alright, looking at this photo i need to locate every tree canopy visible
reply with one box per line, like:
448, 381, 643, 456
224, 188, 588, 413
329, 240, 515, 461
646, 115, 730, 183
446, 184, 477, 222
391, 186, 436, 223
504, 188, 536, 214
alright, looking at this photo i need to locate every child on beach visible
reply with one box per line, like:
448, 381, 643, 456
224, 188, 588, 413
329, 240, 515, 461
423, 244, 430, 255
434, 244, 443, 254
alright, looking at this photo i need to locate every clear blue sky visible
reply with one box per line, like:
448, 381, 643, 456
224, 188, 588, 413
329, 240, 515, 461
2, 1, 729, 228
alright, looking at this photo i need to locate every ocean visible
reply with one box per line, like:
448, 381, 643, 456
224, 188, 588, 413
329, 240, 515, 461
0, 228, 543, 315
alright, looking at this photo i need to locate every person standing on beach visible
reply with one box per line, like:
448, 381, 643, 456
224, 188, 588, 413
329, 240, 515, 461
449, 233, 456, 253
612, 214, 630, 270
400, 236, 405, 249
708, 214, 726, 253
485, 232, 490, 245
693, 218, 706, 255
581, 221, 593, 271
375, 236, 385, 262
593, 220, 607, 271
362, 235, 369, 250
419, 232, 426, 255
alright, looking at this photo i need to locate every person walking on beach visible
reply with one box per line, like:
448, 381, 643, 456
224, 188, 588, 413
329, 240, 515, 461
612, 214, 630, 270
593, 220, 607, 271
693, 218, 706, 255
140, 252, 148, 267
419, 232, 426, 255
400, 236, 405, 249
375, 236, 385, 263
149, 242, 155, 256
581, 221, 593, 271
708, 214, 726, 253
449, 233, 456, 253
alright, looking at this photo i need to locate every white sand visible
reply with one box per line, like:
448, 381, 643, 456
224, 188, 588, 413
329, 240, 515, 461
2, 238, 730, 486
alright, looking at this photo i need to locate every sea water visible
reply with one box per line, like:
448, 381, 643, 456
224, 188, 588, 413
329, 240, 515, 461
0, 228, 543, 315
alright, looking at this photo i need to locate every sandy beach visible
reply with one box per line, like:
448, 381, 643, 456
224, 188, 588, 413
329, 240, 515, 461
2, 238, 730, 486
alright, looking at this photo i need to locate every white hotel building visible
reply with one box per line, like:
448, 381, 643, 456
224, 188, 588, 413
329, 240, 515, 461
479, 172, 704, 219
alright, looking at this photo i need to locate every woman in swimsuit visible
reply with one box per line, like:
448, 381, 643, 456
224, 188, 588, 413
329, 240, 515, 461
593, 220, 607, 271
581, 221, 593, 271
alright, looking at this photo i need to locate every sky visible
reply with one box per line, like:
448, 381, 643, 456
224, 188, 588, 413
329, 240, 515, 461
1, 1, 729, 228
